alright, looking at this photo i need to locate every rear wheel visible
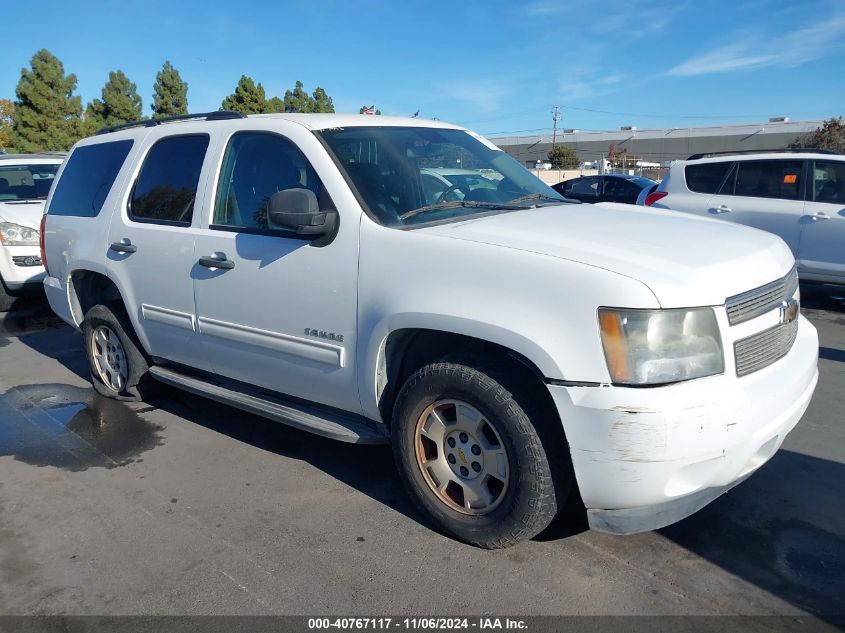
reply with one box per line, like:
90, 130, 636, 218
392, 358, 569, 548
82, 303, 154, 401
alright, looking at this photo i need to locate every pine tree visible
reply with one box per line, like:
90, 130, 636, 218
311, 87, 334, 113
86, 70, 143, 132
266, 96, 285, 113
151, 61, 188, 118
283, 81, 311, 113
221, 75, 266, 114
12, 49, 82, 152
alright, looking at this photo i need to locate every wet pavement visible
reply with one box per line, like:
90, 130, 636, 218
0, 291, 842, 618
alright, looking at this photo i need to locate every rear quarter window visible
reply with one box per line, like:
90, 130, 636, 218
47, 140, 133, 217
684, 162, 732, 194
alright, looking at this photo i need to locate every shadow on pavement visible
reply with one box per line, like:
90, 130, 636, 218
659, 449, 845, 618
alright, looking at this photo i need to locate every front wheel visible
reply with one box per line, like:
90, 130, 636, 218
392, 359, 567, 548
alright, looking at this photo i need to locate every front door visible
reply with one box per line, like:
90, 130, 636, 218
798, 159, 845, 281
191, 127, 360, 413
106, 132, 210, 369
705, 159, 805, 254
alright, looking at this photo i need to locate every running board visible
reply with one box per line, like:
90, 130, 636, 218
148, 365, 388, 445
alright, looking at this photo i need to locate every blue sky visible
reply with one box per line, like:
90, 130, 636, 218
2, 0, 843, 136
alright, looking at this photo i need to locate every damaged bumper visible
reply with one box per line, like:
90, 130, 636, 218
547, 315, 819, 534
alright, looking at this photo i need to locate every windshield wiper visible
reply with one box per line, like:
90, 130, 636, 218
399, 200, 525, 222
507, 192, 571, 204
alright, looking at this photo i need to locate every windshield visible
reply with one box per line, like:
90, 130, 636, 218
317, 127, 567, 227
0, 163, 60, 201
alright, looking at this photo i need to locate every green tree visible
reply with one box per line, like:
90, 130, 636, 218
548, 144, 579, 169
359, 105, 382, 115
151, 61, 188, 118
0, 99, 13, 151
282, 80, 311, 113
12, 49, 82, 152
86, 70, 143, 132
221, 75, 266, 114
790, 117, 845, 154
311, 86, 334, 113
265, 96, 285, 113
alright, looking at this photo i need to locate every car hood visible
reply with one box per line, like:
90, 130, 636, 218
0, 200, 45, 230
418, 202, 794, 308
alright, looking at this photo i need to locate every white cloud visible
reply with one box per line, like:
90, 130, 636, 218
558, 71, 626, 102
667, 12, 845, 76
440, 83, 510, 114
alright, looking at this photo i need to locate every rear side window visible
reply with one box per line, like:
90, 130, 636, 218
47, 140, 133, 216
129, 135, 209, 225
569, 177, 599, 196
684, 162, 732, 194
733, 160, 802, 200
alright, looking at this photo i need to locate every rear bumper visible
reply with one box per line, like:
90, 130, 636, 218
43, 274, 78, 328
548, 315, 819, 533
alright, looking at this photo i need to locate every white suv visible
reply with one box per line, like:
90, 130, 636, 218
42, 112, 818, 548
0, 153, 64, 310
646, 150, 845, 284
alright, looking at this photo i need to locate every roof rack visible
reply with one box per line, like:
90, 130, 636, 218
687, 148, 840, 160
96, 110, 246, 135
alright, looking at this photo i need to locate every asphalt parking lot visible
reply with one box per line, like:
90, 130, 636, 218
0, 289, 842, 619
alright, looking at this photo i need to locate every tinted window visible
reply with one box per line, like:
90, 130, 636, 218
733, 160, 802, 200
685, 162, 732, 194
813, 160, 845, 204
213, 132, 323, 232
569, 177, 599, 196
604, 178, 640, 198
130, 135, 209, 225
48, 141, 132, 216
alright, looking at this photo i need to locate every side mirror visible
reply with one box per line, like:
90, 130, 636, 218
267, 188, 337, 236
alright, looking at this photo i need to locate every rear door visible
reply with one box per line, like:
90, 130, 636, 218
797, 159, 845, 281
703, 159, 805, 254
677, 160, 734, 213
106, 131, 212, 368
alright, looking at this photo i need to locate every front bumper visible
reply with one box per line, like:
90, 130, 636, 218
0, 244, 45, 289
548, 314, 819, 534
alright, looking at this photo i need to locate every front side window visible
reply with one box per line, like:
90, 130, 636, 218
213, 132, 324, 232
732, 160, 802, 200
48, 141, 133, 217
317, 126, 566, 227
813, 160, 845, 204
129, 135, 209, 225
0, 163, 60, 202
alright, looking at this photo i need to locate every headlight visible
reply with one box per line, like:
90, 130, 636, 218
598, 307, 724, 385
0, 222, 39, 246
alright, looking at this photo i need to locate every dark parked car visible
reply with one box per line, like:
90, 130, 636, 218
552, 174, 657, 204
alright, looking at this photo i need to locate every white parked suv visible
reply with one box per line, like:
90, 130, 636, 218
645, 150, 845, 284
42, 112, 818, 548
0, 153, 64, 310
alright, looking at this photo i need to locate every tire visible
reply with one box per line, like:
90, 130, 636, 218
82, 303, 154, 402
391, 357, 571, 549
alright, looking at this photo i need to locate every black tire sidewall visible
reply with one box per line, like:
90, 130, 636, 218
82, 303, 149, 401
392, 362, 557, 547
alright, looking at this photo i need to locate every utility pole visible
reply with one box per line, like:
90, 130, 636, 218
551, 106, 561, 151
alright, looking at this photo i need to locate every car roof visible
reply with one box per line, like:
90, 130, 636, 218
681, 151, 843, 165
0, 152, 66, 162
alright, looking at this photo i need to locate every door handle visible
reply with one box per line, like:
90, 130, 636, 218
809, 212, 830, 222
110, 239, 137, 254
198, 254, 235, 270
710, 205, 731, 214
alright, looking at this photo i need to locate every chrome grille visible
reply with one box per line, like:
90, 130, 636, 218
725, 266, 799, 326
734, 319, 798, 377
